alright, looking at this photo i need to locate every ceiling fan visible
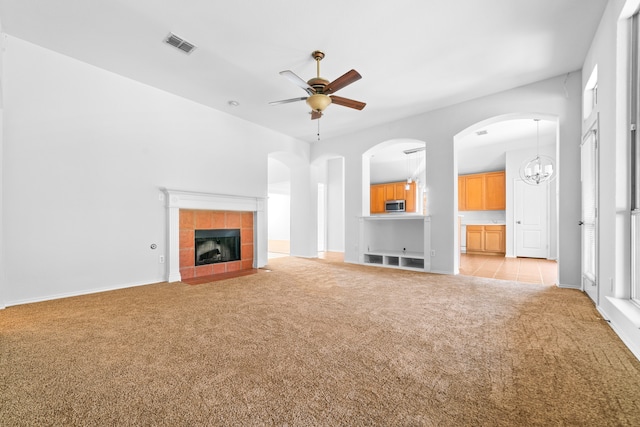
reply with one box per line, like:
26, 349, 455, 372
269, 50, 366, 120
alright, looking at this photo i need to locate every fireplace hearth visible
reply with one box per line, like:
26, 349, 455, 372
195, 229, 241, 266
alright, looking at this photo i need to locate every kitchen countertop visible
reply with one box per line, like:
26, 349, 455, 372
460, 220, 506, 226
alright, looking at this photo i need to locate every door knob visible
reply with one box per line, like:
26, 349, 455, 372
516, 221, 521, 224
578, 221, 584, 226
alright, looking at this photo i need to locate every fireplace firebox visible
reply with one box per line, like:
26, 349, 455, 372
195, 229, 241, 266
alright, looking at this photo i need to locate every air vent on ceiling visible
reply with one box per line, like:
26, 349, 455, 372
164, 33, 196, 54
403, 146, 426, 155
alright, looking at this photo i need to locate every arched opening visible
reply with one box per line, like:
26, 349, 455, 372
312, 155, 345, 260
267, 156, 291, 258
454, 113, 559, 284
363, 139, 428, 216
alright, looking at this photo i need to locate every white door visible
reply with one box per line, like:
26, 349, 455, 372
581, 126, 598, 303
515, 179, 548, 258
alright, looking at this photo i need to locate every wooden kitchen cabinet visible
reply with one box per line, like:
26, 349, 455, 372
370, 184, 386, 214
385, 182, 406, 201
370, 181, 417, 214
466, 226, 485, 253
466, 225, 505, 255
458, 171, 505, 211
464, 175, 485, 210
484, 172, 506, 210
484, 226, 505, 253
404, 181, 417, 212
458, 176, 466, 211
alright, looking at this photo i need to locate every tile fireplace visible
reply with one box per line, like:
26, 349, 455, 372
162, 189, 267, 282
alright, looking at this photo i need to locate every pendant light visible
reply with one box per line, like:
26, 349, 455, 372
519, 119, 555, 185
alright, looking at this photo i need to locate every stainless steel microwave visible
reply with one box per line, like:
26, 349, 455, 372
385, 200, 405, 212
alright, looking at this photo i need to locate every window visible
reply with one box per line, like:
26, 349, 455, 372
583, 66, 598, 119
631, 12, 640, 305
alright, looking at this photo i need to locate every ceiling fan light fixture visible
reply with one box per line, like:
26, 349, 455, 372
306, 94, 332, 112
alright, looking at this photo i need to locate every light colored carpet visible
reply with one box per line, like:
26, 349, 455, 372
1, 256, 639, 426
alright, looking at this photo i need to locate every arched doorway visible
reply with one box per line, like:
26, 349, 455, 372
363, 139, 428, 216
454, 113, 559, 284
312, 155, 346, 260
267, 156, 291, 257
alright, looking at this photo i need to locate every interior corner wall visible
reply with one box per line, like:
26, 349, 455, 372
1, 35, 310, 306
312, 73, 582, 281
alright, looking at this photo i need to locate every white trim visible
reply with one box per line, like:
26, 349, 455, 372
4, 279, 160, 308
557, 283, 582, 290
599, 302, 640, 361
161, 189, 267, 283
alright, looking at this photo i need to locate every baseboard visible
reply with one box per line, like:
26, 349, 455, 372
598, 306, 640, 361
430, 269, 456, 275
557, 283, 581, 290
5, 278, 165, 308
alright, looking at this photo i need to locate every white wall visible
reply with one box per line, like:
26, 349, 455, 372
1, 35, 312, 306
267, 193, 290, 241
581, 0, 640, 357
312, 73, 582, 280
326, 157, 345, 252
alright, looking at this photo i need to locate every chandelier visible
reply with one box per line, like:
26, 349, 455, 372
519, 119, 555, 185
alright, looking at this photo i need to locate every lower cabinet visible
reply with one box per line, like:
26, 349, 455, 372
466, 225, 505, 255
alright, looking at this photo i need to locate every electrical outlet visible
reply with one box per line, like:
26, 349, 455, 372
159, 255, 165, 264
431, 250, 436, 257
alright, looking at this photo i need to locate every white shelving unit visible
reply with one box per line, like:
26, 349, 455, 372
359, 215, 431, 272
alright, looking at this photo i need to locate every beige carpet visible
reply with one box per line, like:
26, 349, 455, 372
1, 256, 639, 426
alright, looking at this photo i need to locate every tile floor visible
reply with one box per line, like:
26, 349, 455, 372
459, 253, 557, 285
268, 251, 557, 286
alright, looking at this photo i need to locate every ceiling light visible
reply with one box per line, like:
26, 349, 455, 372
519, 119, 555, 185
306, 94, 332, 112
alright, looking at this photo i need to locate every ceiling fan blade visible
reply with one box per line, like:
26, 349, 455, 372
279, 70, 315, 95
311, 110, 323, 120
324, 69, 362, 94
330, 95, 366, 110
269, 97, 308, 106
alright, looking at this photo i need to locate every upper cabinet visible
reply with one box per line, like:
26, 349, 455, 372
458, 171, 505, 211
484, 171, 506, 210
370, 184, 386, 214
370, 181, 417, 214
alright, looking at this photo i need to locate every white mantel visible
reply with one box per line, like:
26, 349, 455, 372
162, 188, 267, 282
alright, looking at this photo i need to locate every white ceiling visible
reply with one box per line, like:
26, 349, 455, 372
456, 118, 557, 174
0, 0, 607, 144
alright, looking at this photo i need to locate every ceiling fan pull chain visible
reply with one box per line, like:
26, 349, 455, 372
317, 118, 321, 141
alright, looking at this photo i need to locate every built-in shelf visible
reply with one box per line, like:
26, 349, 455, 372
363, 250, 425, 271
359, 216, 431, 272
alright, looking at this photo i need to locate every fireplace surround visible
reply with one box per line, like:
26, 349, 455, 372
162, 189, 267, 282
